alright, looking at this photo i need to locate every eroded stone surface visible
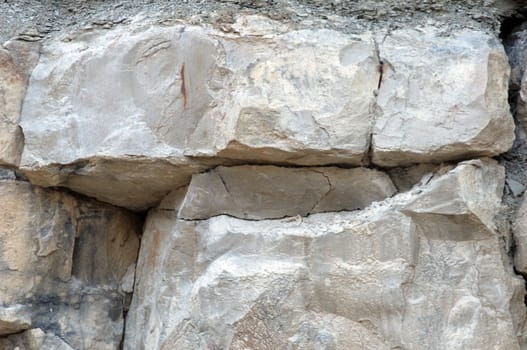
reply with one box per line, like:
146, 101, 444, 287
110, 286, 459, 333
0, 305, 31, 336
126, 158, 525, 350
0, 39, 39, 167
17, 18, 515, 210
513, 196, 527, 274
373, 28, 514, 166
0, 328, 74, 350
0, 178, 141, 348
179, 165, 396, 220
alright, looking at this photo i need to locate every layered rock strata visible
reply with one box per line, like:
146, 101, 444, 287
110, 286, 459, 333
125, 160, 526, 349
16, 17, 515, 210
1, 2, 527, 350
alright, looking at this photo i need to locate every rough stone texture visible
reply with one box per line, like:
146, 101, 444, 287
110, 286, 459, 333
387, 163, 438, 193
372, 28, 515, 166
0, 328, 74, 350
179, 165, 396, 220
17, 17, 517, 210
514, 196, 527, 274
22, 157, 207, 211
1, 1, 526, 349
126, 159, 526, 350
0, 305, 31, 336
19, 15, 378, 172
0, 178, 141, 349
0, 39, 39, 167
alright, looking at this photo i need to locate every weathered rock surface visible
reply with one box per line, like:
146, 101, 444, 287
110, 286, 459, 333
18, 17, 379, 210
372, 28, 514, 166
514, 196, 527, 275
179, 165, 396, 220
0, 305, 31, 336
17, 16, 515, 210
0, 177, 141, 348
0, 2, 525, 349
0, 328, 74, 350
0, 40, 39, 167
126, 158, 526, 349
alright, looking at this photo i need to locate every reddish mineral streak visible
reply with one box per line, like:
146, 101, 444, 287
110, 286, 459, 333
181, 63, 187, 108
377, 61, 384, 89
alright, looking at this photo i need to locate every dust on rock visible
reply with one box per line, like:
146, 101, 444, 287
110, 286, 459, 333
0, 0, 523, 44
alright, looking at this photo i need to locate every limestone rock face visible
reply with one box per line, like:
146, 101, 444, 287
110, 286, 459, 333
17, 18, 516, 212
373, 28, 514, 166
1, 3, 525, 349
179, 165, 396, 220
18, 17, 379, 210
126, 159, 525, 350
0, 177, 141, 349
0, 40, 39, 167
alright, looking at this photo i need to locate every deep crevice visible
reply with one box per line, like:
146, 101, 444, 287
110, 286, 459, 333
499, 5, 527, 319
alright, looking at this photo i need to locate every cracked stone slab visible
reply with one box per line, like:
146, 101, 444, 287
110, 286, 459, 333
178, 165, 396, 220
126, 158, 525, 349
372, 27, 514, 166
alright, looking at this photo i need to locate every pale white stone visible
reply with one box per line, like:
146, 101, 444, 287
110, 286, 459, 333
19, 19, 379, 209
126, 159, 525, 349
373, 28, 515, 166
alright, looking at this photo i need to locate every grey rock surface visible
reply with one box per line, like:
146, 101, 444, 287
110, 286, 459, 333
17, 17, 516, 211
0, 305, 31, 336
179, 165, 396, 220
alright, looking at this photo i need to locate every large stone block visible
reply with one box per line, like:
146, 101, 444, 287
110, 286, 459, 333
373, 28, 514, 166
0, 177, 141, 349
18, 18, 514, 210
125, 158, 525, 349
18, 16, 379, 210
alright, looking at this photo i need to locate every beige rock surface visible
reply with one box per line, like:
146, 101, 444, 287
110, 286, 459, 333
0, 177, 141, 348
18, 17, 379, 210
373, 28, 515, 166
0, 305, 31, 336
0, 40, 39, 167
0, 4, 524, 349
126, 159, 525, 350
179, 165, 396, 220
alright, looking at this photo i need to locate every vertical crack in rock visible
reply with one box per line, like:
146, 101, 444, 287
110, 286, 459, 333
500, 6, 527, 322
307, 169, 333, 215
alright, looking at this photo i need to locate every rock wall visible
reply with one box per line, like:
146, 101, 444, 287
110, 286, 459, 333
2, 1, 527, 349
